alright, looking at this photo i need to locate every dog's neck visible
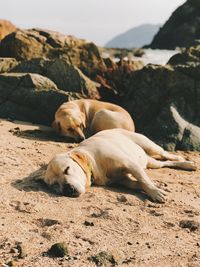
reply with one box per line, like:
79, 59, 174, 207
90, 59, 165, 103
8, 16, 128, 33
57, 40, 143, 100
69, 151, 93, 187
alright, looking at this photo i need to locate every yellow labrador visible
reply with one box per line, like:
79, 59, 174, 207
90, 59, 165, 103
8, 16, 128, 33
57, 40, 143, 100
52, 99, 135, 141
44, 129, 196, 202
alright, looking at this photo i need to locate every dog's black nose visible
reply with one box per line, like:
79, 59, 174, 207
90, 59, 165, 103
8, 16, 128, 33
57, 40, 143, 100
62, 183, 79, 197
76, 135, 85, 142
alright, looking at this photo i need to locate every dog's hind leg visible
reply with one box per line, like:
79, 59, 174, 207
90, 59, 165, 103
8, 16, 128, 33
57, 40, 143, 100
132, 133, 184, 161
118, 175, 140, 190
147, 156, 196, 171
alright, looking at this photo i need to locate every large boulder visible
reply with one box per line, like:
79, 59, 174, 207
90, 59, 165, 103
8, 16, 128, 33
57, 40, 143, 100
8, 58, 100, 99
150, 0, 200, 49
0, 73, 80, 125
0, 28, 106, 76
122, 64, 200, 150
0, 19, 17, 41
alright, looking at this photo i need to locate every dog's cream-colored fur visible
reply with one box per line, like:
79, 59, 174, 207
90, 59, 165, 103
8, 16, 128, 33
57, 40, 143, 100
44, 129, 196, 202
52, 99, 135, 141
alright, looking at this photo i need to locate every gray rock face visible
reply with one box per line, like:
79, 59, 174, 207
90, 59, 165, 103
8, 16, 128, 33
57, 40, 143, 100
0, 73, 78, 124
123, 63, 200, 150
170, 106, 200, 151
8, 58, 100, 99
150, 0, 200, 49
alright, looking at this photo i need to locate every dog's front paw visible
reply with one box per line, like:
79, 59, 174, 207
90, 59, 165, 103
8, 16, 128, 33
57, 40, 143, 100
147, 186, 167, 203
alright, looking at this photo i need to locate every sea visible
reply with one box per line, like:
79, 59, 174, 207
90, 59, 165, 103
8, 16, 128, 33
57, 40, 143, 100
101, 48, 179, 66
133, 48, 179, 65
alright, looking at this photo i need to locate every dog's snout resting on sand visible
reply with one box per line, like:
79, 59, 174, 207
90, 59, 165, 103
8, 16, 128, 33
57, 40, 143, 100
52, 99, 135, 142
44, 129, 196, 202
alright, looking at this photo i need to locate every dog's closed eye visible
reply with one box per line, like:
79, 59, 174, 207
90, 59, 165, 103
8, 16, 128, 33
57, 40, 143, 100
64, 166, 70, 175
68, 127, 74, 132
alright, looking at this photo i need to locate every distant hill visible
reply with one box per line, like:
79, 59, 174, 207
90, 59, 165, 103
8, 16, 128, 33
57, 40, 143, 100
105, 24, 161, 48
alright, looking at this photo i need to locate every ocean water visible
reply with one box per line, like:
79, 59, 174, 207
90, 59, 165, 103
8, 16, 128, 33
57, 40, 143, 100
132, 48, 179, 65
102, 48, 180, 66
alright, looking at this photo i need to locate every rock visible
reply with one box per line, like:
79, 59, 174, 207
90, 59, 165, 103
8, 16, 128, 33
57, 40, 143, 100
38, 218, 61, 227
168, 45, 200, 65
117, 195, 128, 203
132, 48, 145, 57
150, 0, 200, 49
90, 251, 118, 266
170, 106, 200, 151
47, 242, 69, 258
0, 28, 106, 76
179, 219, 199, 231
84, 220, 94, 226
16, 243, 27, 259
0, 58, 18, 73
0, 20, 17, 41
103, 57, 117, 69
123, 64, 200, 150
10, 58, 100, 99
168, 44, 200, 83
0, 73, 79, 125
97, 58, 144, 101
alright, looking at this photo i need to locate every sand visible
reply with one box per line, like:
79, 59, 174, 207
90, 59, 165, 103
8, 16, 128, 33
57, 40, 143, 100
0, 119, 199, 267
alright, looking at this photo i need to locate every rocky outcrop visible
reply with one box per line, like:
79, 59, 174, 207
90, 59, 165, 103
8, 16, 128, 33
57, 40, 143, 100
0, 73, 80, 124
150, 0, 200, 49
0, 19, 17, 41
0, 26, 199, 150
7, 58, 100, 99
122, 63, 200, 150
0, 28, 106, 76
0, 28, 144, 126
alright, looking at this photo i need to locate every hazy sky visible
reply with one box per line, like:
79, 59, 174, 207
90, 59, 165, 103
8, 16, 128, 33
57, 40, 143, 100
1, 0, 186, 45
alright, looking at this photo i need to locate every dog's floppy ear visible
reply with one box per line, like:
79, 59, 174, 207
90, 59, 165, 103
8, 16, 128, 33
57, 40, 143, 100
52, 120, 61, 134
80, 112, 86, 128
70, 152, 92, 187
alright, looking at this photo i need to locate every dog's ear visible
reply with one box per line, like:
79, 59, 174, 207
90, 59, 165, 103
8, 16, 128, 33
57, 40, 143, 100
52, 120, 61, 134
80, 112, 86, 128
70, 152, 92, 187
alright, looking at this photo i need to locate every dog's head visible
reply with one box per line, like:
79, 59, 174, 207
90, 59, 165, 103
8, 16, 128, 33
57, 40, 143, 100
44, 152, 91, 197
52, 108, 86, 142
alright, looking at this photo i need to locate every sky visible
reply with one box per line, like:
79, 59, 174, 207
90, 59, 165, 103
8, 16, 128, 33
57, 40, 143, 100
1, 0, 186, 46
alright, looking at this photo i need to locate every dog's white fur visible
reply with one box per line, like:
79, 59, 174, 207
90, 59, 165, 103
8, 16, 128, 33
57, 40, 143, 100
52, 99, 135, 141
44, 129, 196, 202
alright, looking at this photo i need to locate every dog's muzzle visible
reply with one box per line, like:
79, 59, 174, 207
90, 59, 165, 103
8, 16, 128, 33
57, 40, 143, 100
62, 183, 80, 197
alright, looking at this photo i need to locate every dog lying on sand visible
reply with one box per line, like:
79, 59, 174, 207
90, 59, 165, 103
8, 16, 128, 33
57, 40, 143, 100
52, 99, 135, 141
44, 129, 196, 203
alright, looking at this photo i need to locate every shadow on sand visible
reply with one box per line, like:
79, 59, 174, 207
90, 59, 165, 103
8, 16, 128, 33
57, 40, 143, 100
12, 164, 148, 202
7, 120, 76, 143
9, 127, 74, 143
11, 164, 60, 197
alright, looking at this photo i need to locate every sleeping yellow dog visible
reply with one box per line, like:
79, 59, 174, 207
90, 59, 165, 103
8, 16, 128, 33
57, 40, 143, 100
44, 129, 196, 203
52, 99, 135, 141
